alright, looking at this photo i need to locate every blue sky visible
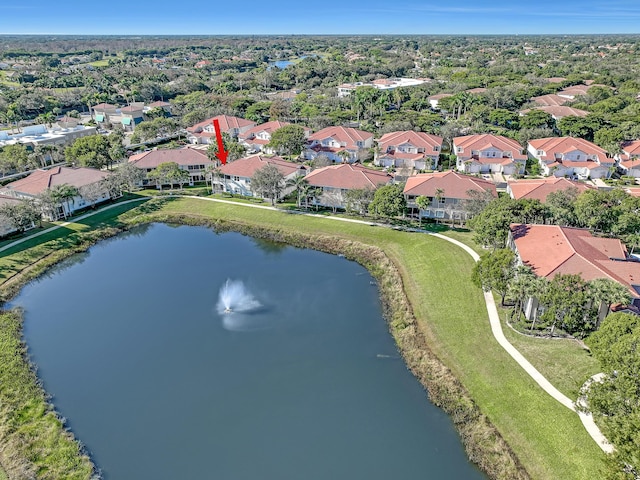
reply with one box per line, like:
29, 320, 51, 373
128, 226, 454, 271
1, 0, 639, 35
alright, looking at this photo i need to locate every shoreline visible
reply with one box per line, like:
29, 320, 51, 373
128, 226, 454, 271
0, 198, 556, 479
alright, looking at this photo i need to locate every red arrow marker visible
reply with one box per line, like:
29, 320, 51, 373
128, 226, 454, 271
213, 119, 229, 165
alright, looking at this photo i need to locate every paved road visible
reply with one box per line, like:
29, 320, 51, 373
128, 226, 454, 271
0, 194, 613, 453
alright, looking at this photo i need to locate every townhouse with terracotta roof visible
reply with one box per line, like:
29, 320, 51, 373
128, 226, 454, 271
508, 224, 640, 320
616, 140, 640, 178
128, 147, 213, 187
186, 115, 256, 145
304, 164, 392, 210
303, 126, 373, 163
375, 131, 443, 171
453, 134, 527, 175
238, 121, 311, 155
216, 154, 306, 199
506, 177, 594, 202
527, 136, 614, 179
0, 166, 112, 220
520, 105, 589, 121
531, 94, 569, 107
404, 171, 497, 222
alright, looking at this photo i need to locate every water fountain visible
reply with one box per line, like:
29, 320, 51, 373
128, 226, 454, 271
216, 279, 261, 315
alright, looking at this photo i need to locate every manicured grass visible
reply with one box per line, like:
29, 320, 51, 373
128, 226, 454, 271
88, 59, 109, 67
126, 197, 606, 480
0, 197, 607, 479
501, 316, 601, 400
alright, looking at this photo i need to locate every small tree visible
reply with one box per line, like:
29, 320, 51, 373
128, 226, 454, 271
368, 184, 406, 219
415, 195, 431, 224
79, 182, 106, 208
268, 124, 306, 157
471, 248, 516, 306
344, 188, 375, 216
0, 200, 41, 233
147, 162, 182, 190
251, 164, 285, 205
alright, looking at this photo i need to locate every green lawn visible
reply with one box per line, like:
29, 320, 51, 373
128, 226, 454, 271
501, 315, 601, 400
88, 59, 110, 67
0, 197, 607, 479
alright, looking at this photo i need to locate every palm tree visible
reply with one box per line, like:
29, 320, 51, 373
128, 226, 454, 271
338, 150, 351, 164
588, 278, 632, 329
50, 184, 79, 219
434, 188, 445, 223
507, 266, 537, 323
287, 174, 309, 208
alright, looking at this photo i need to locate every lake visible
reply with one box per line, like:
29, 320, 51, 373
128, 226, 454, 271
12, 223, 485, 480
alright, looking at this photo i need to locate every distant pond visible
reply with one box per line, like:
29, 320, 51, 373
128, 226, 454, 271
12, 223, 485, 480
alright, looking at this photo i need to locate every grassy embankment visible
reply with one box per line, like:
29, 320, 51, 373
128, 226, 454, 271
0, 196, 606, 479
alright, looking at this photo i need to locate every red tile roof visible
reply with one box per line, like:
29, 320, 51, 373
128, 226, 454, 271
528, 137, 609, 162
404, 171, 497, 199
453, 134, 527, 161
238, 120, 307, 141
531, 94, 569, 107
510, 224, 640, 297
219, 154, 302, 178
308, 126, 373, 150
129, 147, 211, 169
621, 140, 640, 158
1, 167, 109, 196
187, 115, 255, 134
507, 177, 594, 201
304, 164, 392, 190
525, 105, 589, 119
378, 130, 443, 153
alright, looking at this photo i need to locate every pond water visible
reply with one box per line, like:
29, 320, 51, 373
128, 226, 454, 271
12, 223, 485, 480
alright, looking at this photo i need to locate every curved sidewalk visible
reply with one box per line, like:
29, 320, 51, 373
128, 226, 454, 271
0, 194, 613, 452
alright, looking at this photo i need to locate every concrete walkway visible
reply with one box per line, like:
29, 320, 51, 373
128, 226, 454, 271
0, 198, 148, 254
0, 193, 613, 453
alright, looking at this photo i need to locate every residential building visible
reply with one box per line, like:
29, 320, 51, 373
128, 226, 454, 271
128, 147, 213, 187
238, 121, 310, 154
91, 103, 118, 124
507, 177, 594, 202
118, 103, 145, 130
336, 77, 427, 97
304, 126, 373, 163
428, 93, 453, 109
508, 224, 640, 318
528, 136, 614, 179
530, 94, 569, 107
0, 124, 97, 148
616, 140, 640, 178
453, 134, 527, 175
404, 171, 497, 221
375, 131, 443, 170
0, 166, 112, 219
216, 154, 306, 199
92, 102, 145, 130
520, 105, 589, 121
304, 163, 392, 210
186, 115, 256, 145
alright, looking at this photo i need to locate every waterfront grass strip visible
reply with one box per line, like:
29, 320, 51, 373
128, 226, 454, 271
0, 311, 94, 479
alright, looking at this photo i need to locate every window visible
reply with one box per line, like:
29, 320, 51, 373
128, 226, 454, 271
537, 150, 543, 155
433, 146, 439, 152
436, 210, 445, 218
233, 176, 240, 181
457, 147, 463, 153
